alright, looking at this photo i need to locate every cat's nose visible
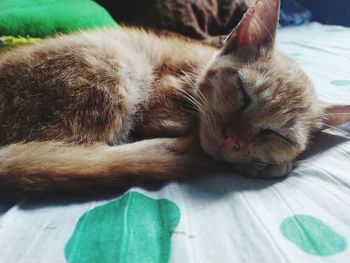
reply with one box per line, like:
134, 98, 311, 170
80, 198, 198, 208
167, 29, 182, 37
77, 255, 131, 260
221, 129, 240, 151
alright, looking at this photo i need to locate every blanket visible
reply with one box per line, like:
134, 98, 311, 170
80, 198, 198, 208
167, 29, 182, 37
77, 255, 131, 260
97, 0, 312, 47
0, 0, 116, 38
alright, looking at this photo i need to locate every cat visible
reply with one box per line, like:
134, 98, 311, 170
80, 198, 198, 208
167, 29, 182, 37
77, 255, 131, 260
0, 0, 349, 199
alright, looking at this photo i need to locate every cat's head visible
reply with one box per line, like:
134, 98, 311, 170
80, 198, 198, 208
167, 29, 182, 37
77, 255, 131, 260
197, 0, 350, 177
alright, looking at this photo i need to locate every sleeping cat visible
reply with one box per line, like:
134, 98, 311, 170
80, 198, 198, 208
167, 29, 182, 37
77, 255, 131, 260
0, 0, 349, 198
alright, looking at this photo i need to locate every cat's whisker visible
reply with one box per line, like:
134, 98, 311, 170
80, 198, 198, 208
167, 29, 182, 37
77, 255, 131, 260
203, 78, 237, 132
170, 83, 210, 123
175, 89, 210, 127
234, 157, 294, 166
320, 112, 350, 116
176, 66, 197, 86
176, 69, 209, 109
209, 111, 220, 131
298, 119, 321, 124
183, 108, 201, 119
301, 119, 349, 134
300, 112, 350, 122
299, 116, 319, 121
199, 109, 214, 129
229, 66, 241, 70
196, 86, 220, 134
320, 124, 349, 134
195, 86, 209, 106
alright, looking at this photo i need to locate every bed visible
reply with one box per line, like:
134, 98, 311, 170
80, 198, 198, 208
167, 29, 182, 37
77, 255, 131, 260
0, 22, 350, 263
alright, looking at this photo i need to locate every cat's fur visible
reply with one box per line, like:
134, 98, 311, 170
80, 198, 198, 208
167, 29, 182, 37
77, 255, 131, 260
0, 0, 349, 199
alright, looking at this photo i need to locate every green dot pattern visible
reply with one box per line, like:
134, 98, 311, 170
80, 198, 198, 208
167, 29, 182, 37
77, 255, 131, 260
280, 215, 347, 256
330, 80, 350, 86
290, 52, 303, 56
65, 192, 181, 263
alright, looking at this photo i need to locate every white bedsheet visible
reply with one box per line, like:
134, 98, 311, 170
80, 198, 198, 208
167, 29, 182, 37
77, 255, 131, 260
0, 23, 350, 263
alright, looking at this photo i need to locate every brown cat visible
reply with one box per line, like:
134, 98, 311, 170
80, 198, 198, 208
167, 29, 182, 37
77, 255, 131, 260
0, 0, 349, 199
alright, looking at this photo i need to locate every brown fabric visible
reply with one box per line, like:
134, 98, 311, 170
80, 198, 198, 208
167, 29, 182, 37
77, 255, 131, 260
96, 0, 252, 47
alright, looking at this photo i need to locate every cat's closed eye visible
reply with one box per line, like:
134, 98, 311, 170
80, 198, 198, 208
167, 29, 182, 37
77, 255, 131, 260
236, 76, 251, 112
260, 128, 297, 147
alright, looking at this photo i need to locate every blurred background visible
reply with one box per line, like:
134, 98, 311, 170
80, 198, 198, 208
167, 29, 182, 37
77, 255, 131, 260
95, 0, 350, 47
297, 0, 350, 26
1, 0, 349, 51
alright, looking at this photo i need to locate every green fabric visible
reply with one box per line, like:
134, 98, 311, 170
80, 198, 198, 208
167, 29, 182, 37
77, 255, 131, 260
0, 36, 42, 54
330, 80, 350, 86
0, 0, 117, 38
65, 192, 181, 263
1, 36, 41, 45
280, 215, 347, 256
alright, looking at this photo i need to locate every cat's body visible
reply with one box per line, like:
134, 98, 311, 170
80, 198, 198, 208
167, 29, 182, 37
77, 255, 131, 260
0, 28, 217, 198
1, 0, 349, 199
0, 28, 214, 145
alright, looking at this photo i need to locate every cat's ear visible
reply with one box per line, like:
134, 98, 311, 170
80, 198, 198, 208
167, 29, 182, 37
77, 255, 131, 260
222, 0, 280, 56
321, 105, 350, 128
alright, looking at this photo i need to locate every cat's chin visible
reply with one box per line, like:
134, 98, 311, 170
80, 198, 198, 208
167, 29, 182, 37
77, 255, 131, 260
230, 162, 293, 179
204, 147, 241, 165
205, 148, 224, 162
199, 136, 222, 162
201, 139, 294, 179
200, 140, 239, 163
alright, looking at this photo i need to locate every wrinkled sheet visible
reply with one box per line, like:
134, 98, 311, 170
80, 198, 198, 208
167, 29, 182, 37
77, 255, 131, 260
0, 23, 350, 263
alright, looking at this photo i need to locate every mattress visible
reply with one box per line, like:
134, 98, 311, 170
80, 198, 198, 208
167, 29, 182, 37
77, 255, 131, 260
1, 22, 350, 263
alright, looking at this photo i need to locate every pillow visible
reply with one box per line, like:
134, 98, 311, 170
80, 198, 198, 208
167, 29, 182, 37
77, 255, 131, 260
96, 0, 251, 47
0, 0, 117, 38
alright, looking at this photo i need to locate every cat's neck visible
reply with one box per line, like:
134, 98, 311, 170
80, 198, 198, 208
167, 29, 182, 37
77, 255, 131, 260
130, 30, 217, 139
152, 38, 217, 85
148, 32, 217, 96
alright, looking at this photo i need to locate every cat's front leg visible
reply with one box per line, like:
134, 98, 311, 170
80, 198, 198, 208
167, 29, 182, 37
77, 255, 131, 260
122, 136, 219, 179
0, 136, 219, 198
234, 162, 293, 179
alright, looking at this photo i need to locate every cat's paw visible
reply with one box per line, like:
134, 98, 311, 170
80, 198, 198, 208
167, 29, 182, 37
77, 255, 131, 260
236, 162, 293, 179
257, 163, 293, 179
